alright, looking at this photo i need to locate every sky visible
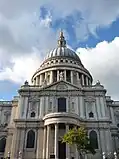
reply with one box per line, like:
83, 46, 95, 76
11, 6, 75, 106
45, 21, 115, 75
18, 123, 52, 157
0, 0, 119, 100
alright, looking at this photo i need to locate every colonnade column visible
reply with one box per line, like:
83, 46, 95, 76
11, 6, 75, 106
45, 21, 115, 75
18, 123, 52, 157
54, 124, 58, 159
46, 125, 50, 159
34, 78, 36, 85
76, 72, 79, 85
81, 74, 84, 85
64, 70, 66, 81
43, 126, 47, 159
66, 124, 70, 159
57, 70, 59, 81
86, 77, 89, 86
71, 71, 73, 84
36, 76, 39, 85
50, 70, 53, 83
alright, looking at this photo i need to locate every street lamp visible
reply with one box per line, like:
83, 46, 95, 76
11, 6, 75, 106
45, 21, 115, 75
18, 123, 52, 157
7, 152, 10, 159
18, 151, 22, 159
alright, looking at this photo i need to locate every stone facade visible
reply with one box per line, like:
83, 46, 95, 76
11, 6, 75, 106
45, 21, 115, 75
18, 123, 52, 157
0, 32, 119, 159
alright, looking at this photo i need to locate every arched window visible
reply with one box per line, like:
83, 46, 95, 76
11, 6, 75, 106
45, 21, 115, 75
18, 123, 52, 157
0, 137, 6, 152
30, 112, 35, 118
89, 130, 98, 149
89, 112, 94, 118
26, 130, 35, 148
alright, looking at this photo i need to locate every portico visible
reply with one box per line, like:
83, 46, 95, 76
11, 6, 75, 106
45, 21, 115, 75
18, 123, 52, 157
43, 123, 78, 159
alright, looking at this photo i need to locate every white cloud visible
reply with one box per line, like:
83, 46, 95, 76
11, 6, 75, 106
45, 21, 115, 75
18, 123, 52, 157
0, 48, 40, 84
77, 37, 119, 100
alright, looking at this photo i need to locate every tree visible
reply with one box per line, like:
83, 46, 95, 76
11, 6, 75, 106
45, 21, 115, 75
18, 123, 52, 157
62, 127, 96, 158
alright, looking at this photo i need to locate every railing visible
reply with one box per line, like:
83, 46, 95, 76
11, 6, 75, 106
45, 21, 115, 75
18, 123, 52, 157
0, 101, 12, 105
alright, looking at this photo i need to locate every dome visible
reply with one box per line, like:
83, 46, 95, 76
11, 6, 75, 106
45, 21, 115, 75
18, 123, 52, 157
46, 47, 81, 61
45, 31, 81, 62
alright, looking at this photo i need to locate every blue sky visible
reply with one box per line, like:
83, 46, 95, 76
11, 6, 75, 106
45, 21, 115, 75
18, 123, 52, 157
0, 0, 119, 100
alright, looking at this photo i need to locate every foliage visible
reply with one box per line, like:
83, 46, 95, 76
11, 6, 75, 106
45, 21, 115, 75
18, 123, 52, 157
62, 127, 96, 155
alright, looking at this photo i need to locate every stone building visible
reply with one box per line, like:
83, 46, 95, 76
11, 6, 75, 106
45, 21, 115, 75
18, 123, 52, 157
0, 32, 119, 159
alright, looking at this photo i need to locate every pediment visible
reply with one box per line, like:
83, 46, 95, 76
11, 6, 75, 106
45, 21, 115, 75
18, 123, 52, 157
43, 80, 80, 91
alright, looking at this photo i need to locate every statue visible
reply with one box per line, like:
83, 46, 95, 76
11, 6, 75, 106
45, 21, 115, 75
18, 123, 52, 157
59, 71, 64, 80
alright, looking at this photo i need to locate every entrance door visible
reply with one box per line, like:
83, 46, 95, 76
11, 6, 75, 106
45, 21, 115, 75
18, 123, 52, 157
58, 140, 66, 159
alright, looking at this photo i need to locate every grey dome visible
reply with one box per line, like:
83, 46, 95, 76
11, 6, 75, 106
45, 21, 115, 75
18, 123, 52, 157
45, 31, 81, 62
46, 47, 80, 61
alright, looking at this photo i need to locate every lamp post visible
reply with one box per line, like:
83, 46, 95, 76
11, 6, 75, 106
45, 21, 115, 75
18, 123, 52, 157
18, 151, 22, 159
7, 152, 10, 159
102, 152, 117, 159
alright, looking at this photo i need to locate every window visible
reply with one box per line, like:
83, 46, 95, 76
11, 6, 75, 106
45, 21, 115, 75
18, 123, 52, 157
89, 130, 98, 149
89, 112, 94, 118
0, 137, 6, 152
58, 98, 66, 112
30, 112, 36, 118
26, 130, 35, 148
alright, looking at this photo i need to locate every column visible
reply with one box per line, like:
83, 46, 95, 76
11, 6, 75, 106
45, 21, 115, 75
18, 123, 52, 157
37, 128, 44, 159
46, 125, 50, 159
76, 72, 79, 83
110, 107, 115, 124
80, 96, 85, 118
66, 125, 70, 159
36, 76, 39, 85
86, 77, 89, 86
96, 97, 101, 118
71, 71, 73, 84
50, 70, 53, 83
40, 74, 42, 85
34, 78, 36, 85
22, 97, 28, 118
64, 70, 66, 81
57, 70, 59, 81
43, 126, 47, 159
38, 76, 40, 85
45, 72, 47, 80
54, 124, 58, 159
81, 74, 84, 85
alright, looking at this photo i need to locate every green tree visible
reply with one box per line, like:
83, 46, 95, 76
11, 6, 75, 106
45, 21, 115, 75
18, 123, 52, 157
62, 127, 96, 158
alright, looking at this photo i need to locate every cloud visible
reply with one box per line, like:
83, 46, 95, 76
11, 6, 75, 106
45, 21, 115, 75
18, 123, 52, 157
0, 0, 119, 41
77, 37, 119, 100
0, 48, 41, 84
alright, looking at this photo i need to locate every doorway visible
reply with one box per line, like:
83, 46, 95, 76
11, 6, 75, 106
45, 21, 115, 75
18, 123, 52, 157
58, 140, 66, 159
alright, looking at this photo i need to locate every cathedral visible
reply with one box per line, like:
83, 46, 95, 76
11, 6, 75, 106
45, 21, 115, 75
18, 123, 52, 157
0, 32, 119, 159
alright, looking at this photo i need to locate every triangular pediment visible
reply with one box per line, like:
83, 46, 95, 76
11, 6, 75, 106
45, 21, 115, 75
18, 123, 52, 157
42, 80, 81, 91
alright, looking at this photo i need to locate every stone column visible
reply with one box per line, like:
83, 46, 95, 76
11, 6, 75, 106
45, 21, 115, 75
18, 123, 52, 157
34, 78, 36, 85
50, 70, 53, 83
71, 71, 73, 84
66, 124, 70, 159
86, 77, 89, 86
22, 97, 28, 119
76, 72, 79, 84
54, 124, 58, 159
57, 70, 59, 81
110, 107, 115, 124
81, 74, 84, 85
43, 126, 47, 159
37, 128, 44, 159
80, 96, 85, 118
46, 125, 50, 159
36, 76, 39, 85
45, 72, 47, 80
64, 70, 66, 81
40, 74, 42, 85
